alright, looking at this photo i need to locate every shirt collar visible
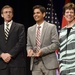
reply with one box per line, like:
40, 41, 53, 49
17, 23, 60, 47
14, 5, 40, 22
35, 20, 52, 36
36, 21, 45, 28
4, 20, 13, 25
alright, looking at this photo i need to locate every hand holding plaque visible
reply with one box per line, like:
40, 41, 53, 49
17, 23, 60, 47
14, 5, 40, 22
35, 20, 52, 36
32, 47, 42, 57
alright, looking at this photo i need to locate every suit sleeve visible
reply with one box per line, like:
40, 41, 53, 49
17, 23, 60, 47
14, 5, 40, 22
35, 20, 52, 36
41, 25, 59, 56
0, 50, 3, 57
26, 28, 33, 51
9, 25, 25, 58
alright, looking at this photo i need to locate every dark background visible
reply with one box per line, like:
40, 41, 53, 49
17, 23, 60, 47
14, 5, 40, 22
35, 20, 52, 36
0, 0, 75, 75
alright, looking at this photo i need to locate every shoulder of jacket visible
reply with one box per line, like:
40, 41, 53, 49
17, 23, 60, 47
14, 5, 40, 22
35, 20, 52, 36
13, 22, 24, 27
45, 21, 56, 28
28, 24, 36, 29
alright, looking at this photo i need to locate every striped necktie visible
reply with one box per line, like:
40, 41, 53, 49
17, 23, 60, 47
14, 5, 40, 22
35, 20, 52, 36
36, 26, 41, 50
5, 24, 9, 40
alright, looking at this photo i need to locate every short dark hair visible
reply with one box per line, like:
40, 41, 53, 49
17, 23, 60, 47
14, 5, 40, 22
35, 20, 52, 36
63, 3, 75, 15
33, 5, 46, 14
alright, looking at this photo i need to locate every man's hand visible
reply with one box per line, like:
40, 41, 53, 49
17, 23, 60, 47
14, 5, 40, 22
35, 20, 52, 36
34, 50, 42, 57
27, 49, 42, 57
27, 49, 34, 57
1, 53, 11, 63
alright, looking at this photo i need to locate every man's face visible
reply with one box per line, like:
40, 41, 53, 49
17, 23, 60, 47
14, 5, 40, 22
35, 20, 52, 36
33, 8, 45, 22
1, 8, 13, 22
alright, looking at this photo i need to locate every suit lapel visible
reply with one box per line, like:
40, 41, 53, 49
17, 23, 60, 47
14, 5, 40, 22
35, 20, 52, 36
0, 24, 6, 43
9, 22, 15, 34
33, 22, 47, 47
40, 22, 47, 45
7, 22, 16, 40
33, 25, 36, 46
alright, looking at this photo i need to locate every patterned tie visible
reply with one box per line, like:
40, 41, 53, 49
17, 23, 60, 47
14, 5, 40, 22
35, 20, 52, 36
33, 26, 41, 63
36, 26, 41, 50
5, 24, 9, 40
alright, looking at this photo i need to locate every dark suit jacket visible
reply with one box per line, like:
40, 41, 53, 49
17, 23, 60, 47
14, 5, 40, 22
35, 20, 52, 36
27, 21, 59, 70
0, 22, 26, 69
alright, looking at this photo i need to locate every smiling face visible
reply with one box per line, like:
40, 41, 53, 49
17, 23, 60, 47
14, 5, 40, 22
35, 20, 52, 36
64, 9, 75, 23
63, 3, 75, 24
33, 8, 45, 23
1, 7, 13, 22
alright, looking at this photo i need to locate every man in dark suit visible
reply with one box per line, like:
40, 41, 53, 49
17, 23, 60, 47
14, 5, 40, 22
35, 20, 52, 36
27, 5, 59, 75
0, 5, 26, 75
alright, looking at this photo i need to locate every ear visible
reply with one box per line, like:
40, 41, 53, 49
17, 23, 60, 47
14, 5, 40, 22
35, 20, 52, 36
1, 14, 3, 18
43, 12, 46, 17
63, 15, 65, 17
